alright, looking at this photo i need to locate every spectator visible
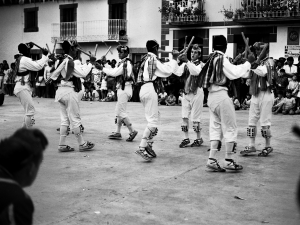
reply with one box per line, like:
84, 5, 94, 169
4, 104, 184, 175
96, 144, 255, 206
241, 93, 251, 110
272, 91, 285, 114
92, 65, 101, 100
296, 55, 300, 80
283, 57, 297, 81
0, 69, 4, 106
1, 63, 8, 96
91, 86, 99, 101
36, 68, 46, 98
2, 60, 9, 71
274, 89, 296, 115
6, 63, 16, 96
82, 88, 91, 101
178, 89, 184, 106
275, 68, 289, 97
102, 88, 115, 102
158, 88, 167, 105
100, 73, 108, 101
0, 128, 48, 225
232, 96, 241, 110
166, 92, 177, 106
44, 61, 55, 98
288, 75, 299, 98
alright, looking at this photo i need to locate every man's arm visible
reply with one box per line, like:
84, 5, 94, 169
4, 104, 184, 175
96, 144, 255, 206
20, 55, 48, 72
185, 61, 202, 76
222, 57, 251, 80
155, 59, 178, 78
72, 60, 93, 78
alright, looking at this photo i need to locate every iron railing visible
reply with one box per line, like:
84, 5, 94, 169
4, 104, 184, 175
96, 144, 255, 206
234, 0, 300, 19
51, 19, 127, 42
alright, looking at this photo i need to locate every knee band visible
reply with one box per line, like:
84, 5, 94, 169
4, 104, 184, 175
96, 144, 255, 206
181, 125, 188, 132
193, 122, 201, 133
148, 127, 158, 139
79, 125, 84, 134
261, 127, 271, 138
123, 118, 132, 127
25, 116, 35, 128
232, 142, 237, 153
247, 127, 256, 138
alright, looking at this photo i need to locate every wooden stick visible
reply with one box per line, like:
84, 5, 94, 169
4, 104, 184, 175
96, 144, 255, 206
183, 36, 194, 54
241, 32, 250, 55
256, 43, 269, 63
103, 42, 113, 54
245, 37, 249, 58
77, 48, 92, 57
104, 46, 112, 56
94, 44, 98, 56
32, 42, 44, 50
52, 39, 57, 54
46, 44, 51, 53
158, 49, 173, 54
184, 36, 188, 48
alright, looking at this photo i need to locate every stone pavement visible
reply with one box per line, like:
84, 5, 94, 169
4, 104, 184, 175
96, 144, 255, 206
1, 96, 300, 225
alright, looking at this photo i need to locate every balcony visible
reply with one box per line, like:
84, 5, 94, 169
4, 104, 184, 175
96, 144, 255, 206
160, 0, 208, 26
233, 0, 300, 23
51, 19, 127, 43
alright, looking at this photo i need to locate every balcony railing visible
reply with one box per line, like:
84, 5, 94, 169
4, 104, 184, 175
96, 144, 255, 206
160, 0, 207, 25
51, 19, 127, 43
233, 0, 300, 20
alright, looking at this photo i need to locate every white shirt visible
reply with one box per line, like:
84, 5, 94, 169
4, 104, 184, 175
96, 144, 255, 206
174, 61, 203, 77
142, 52, 178, 81
283, 64, 297, 74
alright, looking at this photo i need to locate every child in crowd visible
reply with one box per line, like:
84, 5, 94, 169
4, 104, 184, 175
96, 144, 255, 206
100, 74, 107, 101
272, 91, 285, 113
241, 93, 251, 110
178, 89, 183, 106
275, 69, 289, 97
288, 75, 299, 98
102, 88, 115, 102
91, 86, 99, 101
82, 88, 91, 101
158, 89, 168, 105
232, 96, 241, 110
166, 92, 177, 106
274, 89, 295, 115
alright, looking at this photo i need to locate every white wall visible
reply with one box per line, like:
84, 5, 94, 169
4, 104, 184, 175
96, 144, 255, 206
205, 0, 236, 22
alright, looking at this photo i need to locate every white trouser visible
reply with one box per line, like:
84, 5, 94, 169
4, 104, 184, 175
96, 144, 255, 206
16, 89, 35, 116
249, 91, 274, 127
115, 84, 132, 118
182, 87, 204, 122
58, 92, 81, 129
139, 83, 158, 127
208, 90, 237, 143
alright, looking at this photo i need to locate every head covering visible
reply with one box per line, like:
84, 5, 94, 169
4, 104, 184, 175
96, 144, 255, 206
146, 40, 159, 52
61, 40, 79, 54
18, 43, 32, 55
287, 56, 294, 62
117, 45, 130, 54
192, 44, 201, 54
279, 57, 286, 63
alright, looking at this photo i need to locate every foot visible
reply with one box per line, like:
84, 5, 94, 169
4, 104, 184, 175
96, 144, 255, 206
206, 158, 226, 172
108, 132, 122, 140
79, 141, 95, 152
145, 144, 157, 158
58, 145, 74, 152
190, 138, 203, 147
179, 138, 190, 148
224, 159, 243, 171
126, 130, 138, 142
258, 147, 273, 157
135, 148, 153, 161
240, 146, 256, 156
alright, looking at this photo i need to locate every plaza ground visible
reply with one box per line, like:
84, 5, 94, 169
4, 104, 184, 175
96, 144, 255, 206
1, 96, 300, 225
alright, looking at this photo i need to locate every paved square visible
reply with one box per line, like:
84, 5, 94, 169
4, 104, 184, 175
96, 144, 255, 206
1, 96, 300, 225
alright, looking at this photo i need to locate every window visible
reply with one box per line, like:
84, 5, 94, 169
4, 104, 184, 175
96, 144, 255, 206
60, 4, 78, 37
108, 0, 127, 19
24, 7, 38, 32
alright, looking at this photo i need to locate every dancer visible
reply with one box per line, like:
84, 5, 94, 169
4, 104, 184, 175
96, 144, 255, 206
198, 35, 254, 172
240, 42, 276, 157
48, 40, 95, 152
135, 40, 179, 161
175, 44, 205, 148
98, 45, 138, 141
14, 42, 49, 128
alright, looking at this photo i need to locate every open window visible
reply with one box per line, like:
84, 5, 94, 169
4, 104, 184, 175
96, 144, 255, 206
24, 7, 39, 32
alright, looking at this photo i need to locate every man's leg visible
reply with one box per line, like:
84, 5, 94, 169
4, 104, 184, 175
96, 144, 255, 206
180, 95, 191, 148
190, 89, 204, 147
17, 89, 35, 128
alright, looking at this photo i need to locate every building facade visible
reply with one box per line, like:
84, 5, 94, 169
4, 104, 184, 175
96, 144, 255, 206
160, 0, 300, 63
0, 0, 162, 63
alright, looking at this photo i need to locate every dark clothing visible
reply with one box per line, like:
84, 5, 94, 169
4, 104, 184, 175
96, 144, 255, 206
0, 167, 34, 225
0, 93, 4, 106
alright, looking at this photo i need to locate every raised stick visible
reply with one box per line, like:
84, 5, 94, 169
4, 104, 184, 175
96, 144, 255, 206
77, 48, 92, 57
256, 43, 269, 63
104, 46, 112, 56
94, 44, 98, 56
183, 36, 195, 54
52, 39, 57, 54
184, 36, 188, 48
31, 42, 44, 50
46, 44, 51, 53
241, 32, 250, 55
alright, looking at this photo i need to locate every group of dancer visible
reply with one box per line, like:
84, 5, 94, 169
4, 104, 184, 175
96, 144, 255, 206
12, 34, 276, 172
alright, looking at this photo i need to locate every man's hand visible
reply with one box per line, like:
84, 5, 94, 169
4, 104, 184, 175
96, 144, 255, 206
178, 53, 188, 63
172, 50, 179, 60
247, 52, 256, 64
42, 48, 49, 56
88, 51, 96, 65
48, 53, 56, 61
100, 56, 107, 64
246, 78, 251, 86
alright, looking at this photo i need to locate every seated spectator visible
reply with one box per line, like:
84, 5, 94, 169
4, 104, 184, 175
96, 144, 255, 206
241, 93, 251, 110
91, 86, 99, 101
232, 96, 240, 110
275, 69, 289, 97
166, 92, 177, 106
288, 75, 299, 98
82, 88, 91, 101
102, 88, 115, 102
272, 91, 285, 113
0, 128, 48, 225
178, 89, 184, 106
274, 90, 295, 115
158, 89, 168, 105
111, 59, 117, 68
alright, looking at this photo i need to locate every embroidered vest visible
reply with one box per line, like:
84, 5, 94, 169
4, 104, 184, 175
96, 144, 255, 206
115, 58, 135, 90
182, 59, 203, 94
